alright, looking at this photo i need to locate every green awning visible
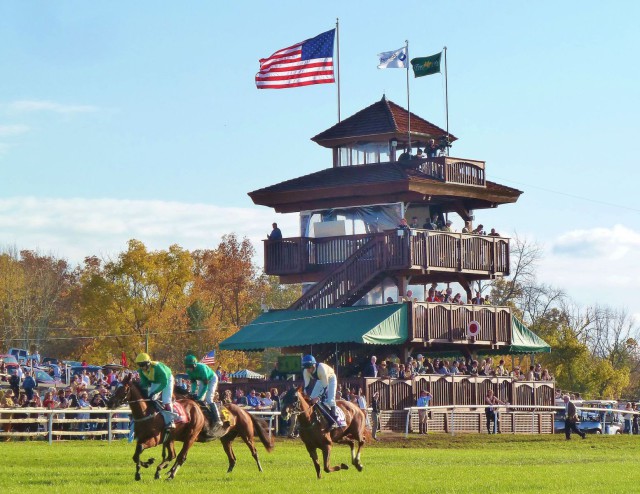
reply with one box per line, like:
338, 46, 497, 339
479, 316, 551, 355
507, 316, 551, 353
220, 304, 407, 351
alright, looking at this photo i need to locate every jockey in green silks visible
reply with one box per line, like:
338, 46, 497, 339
184, 354, 223, 427
135, 352, 177, 428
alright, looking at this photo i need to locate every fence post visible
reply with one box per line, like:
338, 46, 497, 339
48, 411, 53, 445
405, 408, 411, 438
108, 411, 113, 444
450, 407, 455, 436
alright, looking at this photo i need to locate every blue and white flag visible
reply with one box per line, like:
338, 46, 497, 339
377, 47, 408, 69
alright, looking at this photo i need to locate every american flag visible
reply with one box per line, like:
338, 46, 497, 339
200, 350, 216, 365
255, 29, 335, 89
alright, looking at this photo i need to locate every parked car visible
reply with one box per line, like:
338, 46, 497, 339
8, 348, 29, 364
29, 367, 58, 386
1, 354, 20, 378
555, 399, 623, 434
69, 365, 103, 376
61, 360, 82, 367
1, 354, 19, 366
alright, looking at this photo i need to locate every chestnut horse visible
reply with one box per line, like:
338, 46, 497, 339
280, 387, 367, 479
108, 374, 274, 481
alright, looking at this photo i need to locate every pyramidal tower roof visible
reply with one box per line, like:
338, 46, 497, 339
311, 95, 457, 148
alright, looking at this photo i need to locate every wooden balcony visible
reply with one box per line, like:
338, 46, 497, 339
264, 230, 509, 281
410, 302, 513, 347
415, 156, 486, 187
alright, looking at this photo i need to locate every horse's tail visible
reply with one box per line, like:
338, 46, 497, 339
249, 413, 274, 453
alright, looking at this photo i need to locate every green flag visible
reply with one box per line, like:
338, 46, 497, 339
411, 52, 442, 78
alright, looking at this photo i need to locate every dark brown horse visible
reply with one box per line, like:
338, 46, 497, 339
108, 374, 274, 481
280, 387, 367, 479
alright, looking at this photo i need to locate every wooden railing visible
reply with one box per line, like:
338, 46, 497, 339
265, 231, 509, 277
217, 376, 555, 412
414, 156, 486, 187
412, 302, 512, 345
289, 231, 410, 310
366, 376, 554, 411
410, 230, 509, 275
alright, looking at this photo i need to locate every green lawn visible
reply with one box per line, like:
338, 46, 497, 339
2, 434, 639, 493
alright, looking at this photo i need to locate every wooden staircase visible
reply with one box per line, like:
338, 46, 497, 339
289, 231, 410, 310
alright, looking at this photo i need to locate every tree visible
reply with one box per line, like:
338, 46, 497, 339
78, 240, 194, 366
0, 247, 72, 352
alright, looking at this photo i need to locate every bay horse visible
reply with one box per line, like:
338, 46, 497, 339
108, 374, 273, 481
280, 387, 367, 479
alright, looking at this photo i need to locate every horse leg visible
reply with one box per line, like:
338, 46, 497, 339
155, 441, 176, 480
341, 437, 357, 467
221, 431, 238, 473
353, 438, 365, 472
240, 432, 262, 472
321, 445, 348, 474
305, 445, 322, 479
132, 442, 146, 481
167, 437, 196, 480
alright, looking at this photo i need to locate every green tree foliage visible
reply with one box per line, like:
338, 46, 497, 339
488, 235, 638, 399
78, 240, 194, 366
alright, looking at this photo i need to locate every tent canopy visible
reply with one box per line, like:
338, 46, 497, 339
228, 369, 265, 379
504, 316, 551, 354
220, 304, 407, 351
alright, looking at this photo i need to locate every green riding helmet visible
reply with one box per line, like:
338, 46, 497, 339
184, 354, 198, 368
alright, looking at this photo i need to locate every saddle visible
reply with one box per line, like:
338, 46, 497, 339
195, 402, 233, 441
152, 400, 188, 427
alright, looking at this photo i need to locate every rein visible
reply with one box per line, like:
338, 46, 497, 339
120, 386, 157, 422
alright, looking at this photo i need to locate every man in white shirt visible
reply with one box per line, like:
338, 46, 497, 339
301, 355, 338, 430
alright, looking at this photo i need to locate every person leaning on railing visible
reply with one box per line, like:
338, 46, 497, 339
417, 390, 432, 434
485, 389, 505, 434
370, 391, 381, 440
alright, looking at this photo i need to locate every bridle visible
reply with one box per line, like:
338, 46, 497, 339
111, 382, 156, 423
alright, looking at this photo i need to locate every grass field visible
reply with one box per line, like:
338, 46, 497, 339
2, 434, 639, 493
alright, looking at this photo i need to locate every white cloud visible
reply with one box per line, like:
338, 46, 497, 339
538, 224, 640, 313
552, 224, 640, 260
0, 197, 297, 266
0, 124, 29, 136
7, 100, 99, 115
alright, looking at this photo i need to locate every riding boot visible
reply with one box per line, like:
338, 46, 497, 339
327, 406, 339, 431
163, 404, 176, 429
208, 403, 223, 427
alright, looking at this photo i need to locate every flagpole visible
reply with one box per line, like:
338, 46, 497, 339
336, 18, 341, 122
443, 46, 449, 150
406, 39, 411, 151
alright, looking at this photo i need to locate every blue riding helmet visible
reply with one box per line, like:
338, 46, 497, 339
301, 355, 317, 368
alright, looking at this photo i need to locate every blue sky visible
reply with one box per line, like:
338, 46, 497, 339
1, 2, 639, 315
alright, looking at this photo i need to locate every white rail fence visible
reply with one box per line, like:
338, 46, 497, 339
403, 404, 640, 437
0, 408, 281, 443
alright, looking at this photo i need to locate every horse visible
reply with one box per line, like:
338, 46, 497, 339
280, 387, 367, 479
173, 385, 274, 473
108, 374, 274, 481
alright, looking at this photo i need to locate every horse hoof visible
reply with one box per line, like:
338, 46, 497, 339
154, 473, 161, 480
356, 464, 364, 472
340, 463, 349, 470
135, 473, 141, 481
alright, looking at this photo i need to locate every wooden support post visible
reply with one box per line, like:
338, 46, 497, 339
48, 412, 53, 445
